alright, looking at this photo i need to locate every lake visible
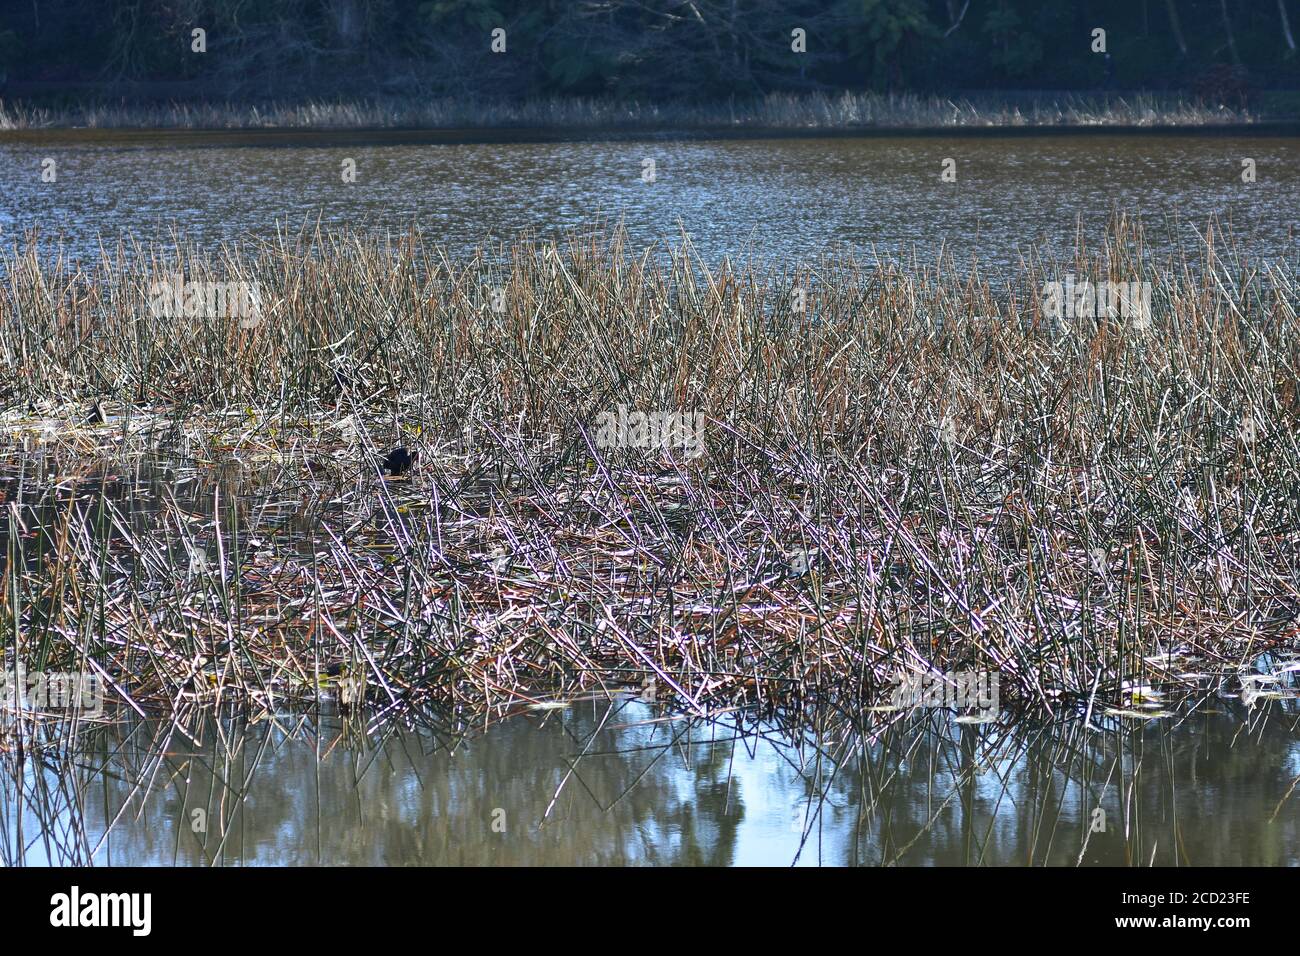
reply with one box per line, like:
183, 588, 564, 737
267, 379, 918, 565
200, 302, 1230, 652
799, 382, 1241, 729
1, 131, 1296, 271
1, 129, 1298, 867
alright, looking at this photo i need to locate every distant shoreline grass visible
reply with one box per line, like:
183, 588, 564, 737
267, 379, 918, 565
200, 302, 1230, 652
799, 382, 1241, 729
1, 221, 1298, 734
0, 90, 1271, 133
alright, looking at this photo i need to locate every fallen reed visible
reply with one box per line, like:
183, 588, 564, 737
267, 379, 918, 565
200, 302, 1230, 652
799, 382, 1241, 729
0, 218, 1297, 734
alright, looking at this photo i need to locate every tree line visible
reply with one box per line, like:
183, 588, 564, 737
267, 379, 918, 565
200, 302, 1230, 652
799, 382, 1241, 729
1, 0, 1297, 101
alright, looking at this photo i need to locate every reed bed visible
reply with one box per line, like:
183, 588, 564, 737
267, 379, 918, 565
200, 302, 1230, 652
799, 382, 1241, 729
0, 91, 1258, 132
1, 219, 1298, 738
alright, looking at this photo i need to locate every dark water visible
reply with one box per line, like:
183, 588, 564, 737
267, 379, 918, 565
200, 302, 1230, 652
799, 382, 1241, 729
1, 131, 1296, 269
7, 698, 1300, 866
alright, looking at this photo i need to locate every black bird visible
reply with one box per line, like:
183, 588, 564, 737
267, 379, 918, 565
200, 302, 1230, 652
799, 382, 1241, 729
380, 446, 417, 476
87, 400, 106, 425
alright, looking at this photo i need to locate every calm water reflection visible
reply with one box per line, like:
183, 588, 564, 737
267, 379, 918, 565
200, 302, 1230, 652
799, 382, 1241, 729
8, 699, 1299, 866
1, 132, 1296, 269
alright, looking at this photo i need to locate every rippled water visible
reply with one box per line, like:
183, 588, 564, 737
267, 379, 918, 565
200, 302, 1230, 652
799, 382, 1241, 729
1, 131, 1296, 269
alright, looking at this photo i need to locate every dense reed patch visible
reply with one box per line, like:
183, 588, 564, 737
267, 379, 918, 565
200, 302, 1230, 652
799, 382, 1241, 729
1, 220, 1297, 735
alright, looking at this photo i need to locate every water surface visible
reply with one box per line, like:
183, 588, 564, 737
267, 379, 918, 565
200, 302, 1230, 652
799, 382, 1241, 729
2, 132, 1295, 269
7, 698, 1300, 866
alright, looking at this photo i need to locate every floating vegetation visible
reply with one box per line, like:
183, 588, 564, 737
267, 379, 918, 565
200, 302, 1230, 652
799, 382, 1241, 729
0, 219, 1298, 741
1102, 708, 1175, 720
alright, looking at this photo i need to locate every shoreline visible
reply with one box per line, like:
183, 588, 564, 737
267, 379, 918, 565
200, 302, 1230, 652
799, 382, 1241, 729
3, 120, 1297, 148
4, 89, 1291, 144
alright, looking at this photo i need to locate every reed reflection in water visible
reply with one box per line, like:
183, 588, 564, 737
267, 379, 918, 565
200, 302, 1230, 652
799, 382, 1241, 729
5, 697, 1298, 866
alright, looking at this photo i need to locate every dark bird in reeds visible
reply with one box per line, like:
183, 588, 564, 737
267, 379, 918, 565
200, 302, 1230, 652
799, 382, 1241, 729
87, 400, 106, 425
380, 446, 417, 476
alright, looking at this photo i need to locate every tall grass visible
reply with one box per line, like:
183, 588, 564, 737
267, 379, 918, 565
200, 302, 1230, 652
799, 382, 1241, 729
0, 219, 1297, 731
0, 91, 1260, 131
